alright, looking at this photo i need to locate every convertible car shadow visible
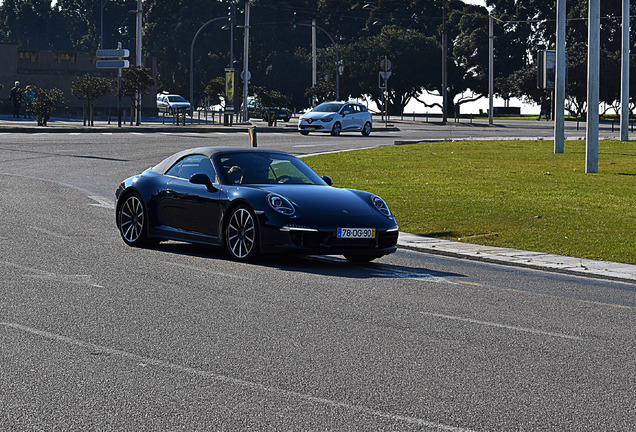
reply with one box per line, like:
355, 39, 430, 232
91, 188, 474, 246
153, 241, 464, 281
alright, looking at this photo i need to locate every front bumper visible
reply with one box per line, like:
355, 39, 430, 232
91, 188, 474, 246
298, 120, 329, 132
259, 224, 399, 257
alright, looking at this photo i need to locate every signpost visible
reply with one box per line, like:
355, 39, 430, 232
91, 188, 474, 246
96, 44, 129, 127
379, 57, 392, 128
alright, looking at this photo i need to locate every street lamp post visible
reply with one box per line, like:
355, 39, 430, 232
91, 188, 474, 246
488, 15, 494, 125
441, 0, 448, 124
100, 0, 109, 49
189, 16, 229, 118
128, 0, 143, 125
296, 21, 341, 101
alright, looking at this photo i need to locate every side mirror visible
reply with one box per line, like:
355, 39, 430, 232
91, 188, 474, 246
189, 173, 218, 192
322, 175, 333, 186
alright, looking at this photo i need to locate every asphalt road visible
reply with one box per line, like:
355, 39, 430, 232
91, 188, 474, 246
1, 130, 634, 431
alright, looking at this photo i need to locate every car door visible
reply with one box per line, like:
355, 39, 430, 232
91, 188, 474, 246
339, 104, 356, 131
352, 104, 366, 130
162, 155, 222, 240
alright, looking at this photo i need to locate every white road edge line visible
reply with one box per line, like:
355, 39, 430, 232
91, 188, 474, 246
421, 312, 583, 341
1, 321, 478, 432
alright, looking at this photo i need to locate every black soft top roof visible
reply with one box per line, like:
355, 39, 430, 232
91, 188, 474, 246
151, 146, 288, 175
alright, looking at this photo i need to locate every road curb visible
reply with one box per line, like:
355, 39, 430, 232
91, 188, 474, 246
398, 232, 636, 284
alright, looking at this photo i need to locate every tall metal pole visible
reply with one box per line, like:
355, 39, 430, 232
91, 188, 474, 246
586, 0, 600, 174
312, 19, 317, 105
100, 0, 106, 49
242, 1, 250, 122
554, 0, 566, 153
190, 16, 227, 117
134, 0, 142, 125
488, 15, 494, 125
441, 1, 447, 124
118, 41, 123, 128
620, 0, 630, 141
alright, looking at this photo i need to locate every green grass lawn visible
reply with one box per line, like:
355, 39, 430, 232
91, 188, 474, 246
304, 139, 636, 265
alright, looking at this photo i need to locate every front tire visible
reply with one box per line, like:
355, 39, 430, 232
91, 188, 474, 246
299, 130, 309, 136
330, 122, 342, 136
225, 205, 259, 261
118, 192, 150, 247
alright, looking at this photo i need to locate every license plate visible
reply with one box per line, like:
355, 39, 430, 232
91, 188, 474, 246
337, 228, 375, 239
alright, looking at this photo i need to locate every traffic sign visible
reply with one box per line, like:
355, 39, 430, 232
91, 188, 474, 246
380, 71, 392, 80
96, 49, 130, 58
96, 59, 130, 69
240, 71, 251, 81
380, 58, 392, 71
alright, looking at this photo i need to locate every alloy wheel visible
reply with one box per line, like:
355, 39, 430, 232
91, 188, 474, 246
119, 194, 145, 245
226, 207, 257, 260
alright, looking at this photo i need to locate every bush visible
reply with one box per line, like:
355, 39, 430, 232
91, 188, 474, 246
32, 87, 66, 126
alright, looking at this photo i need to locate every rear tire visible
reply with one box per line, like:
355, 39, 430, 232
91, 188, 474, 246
361, 122, 372, 136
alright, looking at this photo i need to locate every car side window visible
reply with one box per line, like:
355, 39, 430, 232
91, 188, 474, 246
165, 160, 182, 177
342, 105, 353, 115
178, 155, 215, 180
166, 155, 216, 180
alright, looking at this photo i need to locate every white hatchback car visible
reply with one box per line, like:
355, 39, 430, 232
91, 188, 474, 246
298, 101, 372, 136
156, 93, 191, 114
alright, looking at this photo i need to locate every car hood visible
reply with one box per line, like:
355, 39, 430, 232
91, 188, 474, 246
301, 111, 336, 120
259, 185, 374, 217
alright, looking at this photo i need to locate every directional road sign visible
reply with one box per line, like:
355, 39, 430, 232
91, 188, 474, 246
96, 59, 130, 69
96, 49, 130, 58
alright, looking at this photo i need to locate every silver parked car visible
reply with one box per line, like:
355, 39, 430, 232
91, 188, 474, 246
298, 101, 372, 136
156, 93, 191, 114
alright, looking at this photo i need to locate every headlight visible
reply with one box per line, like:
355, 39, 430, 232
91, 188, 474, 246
321, 115, 334, 122
267, 194, 295, 215
371, 195, 391, 217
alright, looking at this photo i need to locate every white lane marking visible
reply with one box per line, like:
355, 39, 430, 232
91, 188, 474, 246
160, 261, 252, 280
421, 312, 583, 341
30, 226, 72, 240
1, 321, 478, 432
88, 195, 114, 209
0, 261, 104, 288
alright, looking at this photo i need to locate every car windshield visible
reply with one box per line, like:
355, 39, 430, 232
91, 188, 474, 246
168, 95, 187, 102
216, 152, 327, 186
312, 103, 344, 113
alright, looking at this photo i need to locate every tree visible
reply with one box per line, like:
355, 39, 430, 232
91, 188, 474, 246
204, 76, 228, 108
31, 86, 65, 126
304, 81, 336, 104
252, 85, 287, 126
71, 74, 113, 125
343, 26, 440, 115
120, 66, 155, 125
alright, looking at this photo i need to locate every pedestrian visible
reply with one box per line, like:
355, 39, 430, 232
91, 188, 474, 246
538, 96, 550, 121
9, 81, 22, 118
24, 85, 34, 118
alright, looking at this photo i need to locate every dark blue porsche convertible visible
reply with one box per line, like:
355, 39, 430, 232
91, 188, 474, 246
115, 146, 399, 262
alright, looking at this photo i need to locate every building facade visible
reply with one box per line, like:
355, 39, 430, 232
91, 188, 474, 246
0, 43, 158, 116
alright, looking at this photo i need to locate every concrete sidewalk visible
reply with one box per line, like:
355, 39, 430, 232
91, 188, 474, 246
398, 232, 636, 283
